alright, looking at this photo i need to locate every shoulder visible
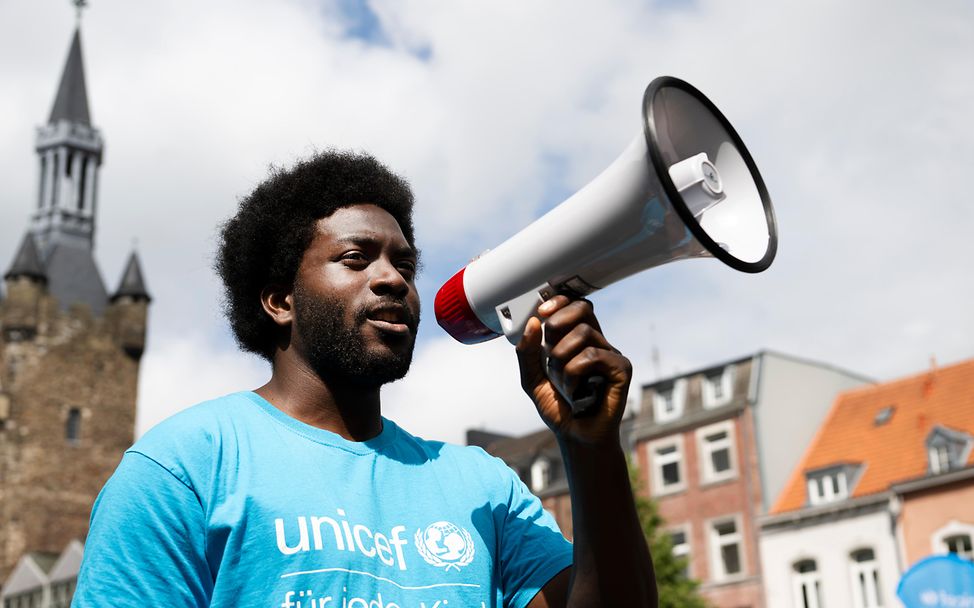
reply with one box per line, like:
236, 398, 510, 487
390, 422, 522, 493
129, 391, 259, 487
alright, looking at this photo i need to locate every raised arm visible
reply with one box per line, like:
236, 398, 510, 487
515, 295, 658, 608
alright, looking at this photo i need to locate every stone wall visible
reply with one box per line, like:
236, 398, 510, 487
0, 279, 145, 581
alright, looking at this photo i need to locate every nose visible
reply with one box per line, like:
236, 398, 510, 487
370, 257, 410, 298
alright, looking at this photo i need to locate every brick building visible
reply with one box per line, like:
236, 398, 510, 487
630, 351, 869, 608
468, 416, 639, 541
0, 20, 150, 601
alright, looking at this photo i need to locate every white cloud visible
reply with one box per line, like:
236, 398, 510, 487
382, 336, 538, 445
136, 333, 270, 437
2, 0, 972, 446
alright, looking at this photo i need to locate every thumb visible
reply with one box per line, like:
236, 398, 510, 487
515, 316, 546, 394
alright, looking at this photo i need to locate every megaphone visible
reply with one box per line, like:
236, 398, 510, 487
435, 76, 778, 415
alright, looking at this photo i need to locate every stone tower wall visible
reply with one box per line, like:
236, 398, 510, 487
0, 286, 143, 581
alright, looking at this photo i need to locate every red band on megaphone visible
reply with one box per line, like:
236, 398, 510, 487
434, 267, 501, 345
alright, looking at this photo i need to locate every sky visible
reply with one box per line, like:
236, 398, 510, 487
1, 0, 972, 445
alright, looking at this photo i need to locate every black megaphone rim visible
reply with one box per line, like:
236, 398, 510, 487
642, 75, 778, 273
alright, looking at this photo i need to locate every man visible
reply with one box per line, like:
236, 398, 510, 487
74, 151, 657, 607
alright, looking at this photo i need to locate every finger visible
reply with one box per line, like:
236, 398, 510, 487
515, 316, 547, 394
537, 294, 573, 318
559, 347, 632, 398
546, 322, 615, 365
542, 299, 603, 349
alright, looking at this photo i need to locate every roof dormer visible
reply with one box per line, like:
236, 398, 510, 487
652, 379, 687, 424
805, 463, 862, 506
926, 426, 972, 475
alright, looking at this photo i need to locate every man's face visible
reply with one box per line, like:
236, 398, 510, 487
291, 204, 420, 388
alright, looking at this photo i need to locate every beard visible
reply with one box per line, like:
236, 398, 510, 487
292, 284, 418, 389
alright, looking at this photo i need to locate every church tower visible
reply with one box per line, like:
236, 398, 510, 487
0, 13, 150, 588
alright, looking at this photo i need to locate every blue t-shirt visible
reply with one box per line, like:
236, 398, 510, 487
73, 392, 573, 608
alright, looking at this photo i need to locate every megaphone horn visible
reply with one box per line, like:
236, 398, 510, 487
435, 76, 778, 415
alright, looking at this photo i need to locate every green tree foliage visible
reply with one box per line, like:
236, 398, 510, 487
629, 462, 710, 608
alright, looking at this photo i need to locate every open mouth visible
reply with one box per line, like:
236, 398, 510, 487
365, 305, 414, 335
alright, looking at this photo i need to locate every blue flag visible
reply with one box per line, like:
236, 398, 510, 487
898, 554, 974, 607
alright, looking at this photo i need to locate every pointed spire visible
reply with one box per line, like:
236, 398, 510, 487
5, 233, 47, 282
48, 28, 91, 126
111, 252, 151, 302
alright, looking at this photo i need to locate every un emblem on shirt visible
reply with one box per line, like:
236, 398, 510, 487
415, 521, 476, 571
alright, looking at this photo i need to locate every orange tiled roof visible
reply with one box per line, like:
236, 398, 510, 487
771, 357, 974, 514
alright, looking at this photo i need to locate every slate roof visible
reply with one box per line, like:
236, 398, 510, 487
43, 242, 108, 316
112, 251, 151, 302
49, 28, 91, 126
771, 357, 974, 514
4, 233, 46, 281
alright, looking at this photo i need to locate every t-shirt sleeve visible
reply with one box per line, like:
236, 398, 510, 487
496, 466, 574, 608
73, 451, 213, 607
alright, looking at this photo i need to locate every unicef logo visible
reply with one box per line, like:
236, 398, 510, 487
920, 590, 939, 606
414, 521, 475, 571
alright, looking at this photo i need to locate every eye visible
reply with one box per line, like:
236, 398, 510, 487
397, 260, 417, 280
340, 251, 369, 266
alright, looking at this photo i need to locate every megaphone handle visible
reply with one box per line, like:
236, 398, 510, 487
569, 375, 606, 417
498, 287, 606, 418
545, 355, 606, 418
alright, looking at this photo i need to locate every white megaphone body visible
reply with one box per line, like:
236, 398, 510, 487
435, 76, 778, 415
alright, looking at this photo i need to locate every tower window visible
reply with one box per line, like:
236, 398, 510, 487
38, 155, 48, 209
78, 156, 89, 211
52, 151, 61, 207
66, 408, 81, 443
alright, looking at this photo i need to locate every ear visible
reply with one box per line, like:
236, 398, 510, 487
260, 284, 294, 327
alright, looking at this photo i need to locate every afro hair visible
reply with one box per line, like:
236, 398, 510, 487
215, 150, 416, 360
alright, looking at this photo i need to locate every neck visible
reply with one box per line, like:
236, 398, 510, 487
256, 348, 383, 442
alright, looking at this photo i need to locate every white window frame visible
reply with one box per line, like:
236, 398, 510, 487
649, 435, 686, 496
849, 548, 884, 608
807, 469, 850, 505
531, 457, 551, 492
668, 524, 692, 578
792, 559, 823, 608
702, 366, 734, 409
707, 514, 745, 582
697, 420, 737, 485
931, 520, 974, 559
929, 444, 952, 475
653, 379, 687, 423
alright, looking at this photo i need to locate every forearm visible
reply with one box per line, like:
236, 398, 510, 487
561, 437, 658, 608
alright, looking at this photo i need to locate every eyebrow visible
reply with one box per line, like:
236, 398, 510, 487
332, 235, 418, 259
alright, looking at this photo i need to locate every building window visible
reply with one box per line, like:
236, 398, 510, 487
669, 526, 691, 578
649, 436, 685, 495
945, 534, 974, 560
806, 466, 853, 506
531, 457, 551, 492
709, 516, 743, 581
702, 366, 734, 409
932, 521, 974, 560
697, 420, 736, 484
653, 379, 686, 423
850, 548, 884, 608
792, 559, 823, 608
929, 445, 951, 474
926, 426, 972, 475
66, 407, 81, 444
